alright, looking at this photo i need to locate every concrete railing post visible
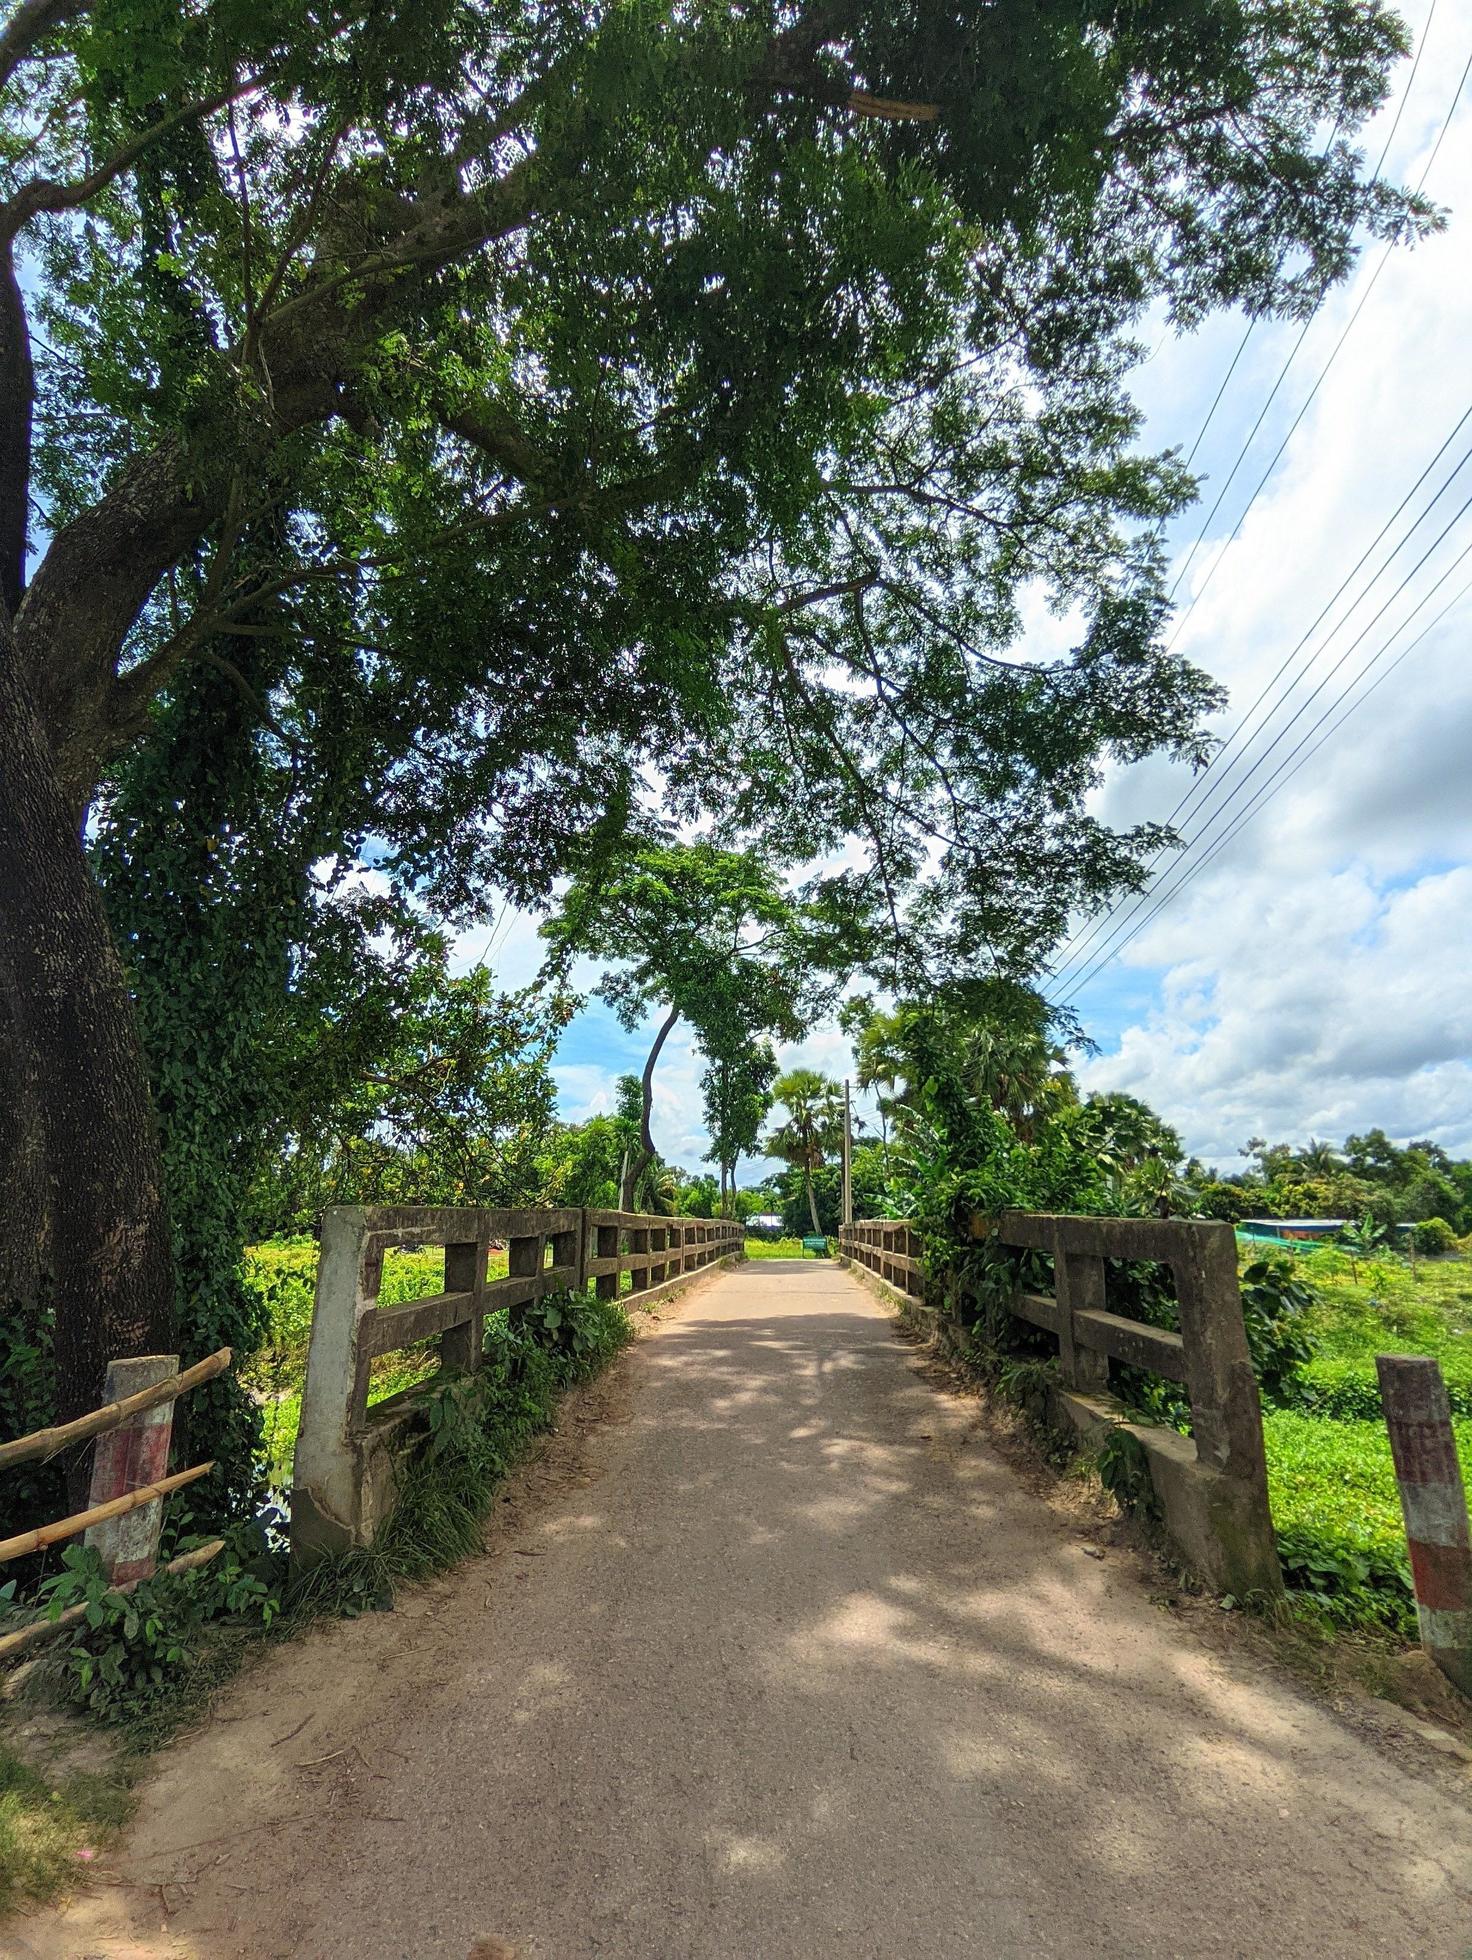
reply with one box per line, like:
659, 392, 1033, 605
84, 1354, 180, 1585
1377, 1354, 1472, 1697
440, 1234, 489, 1373
293, 1208, 377, 1560
595, 1222, 620, 1301
1053, 1247, 1109, 1394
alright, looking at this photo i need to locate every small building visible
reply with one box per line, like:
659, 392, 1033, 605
1239, 1218, 1348, 1243
746, 1212, 787, 1236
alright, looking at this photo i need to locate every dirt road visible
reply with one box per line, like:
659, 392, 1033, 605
11, 1260, 1472, 1958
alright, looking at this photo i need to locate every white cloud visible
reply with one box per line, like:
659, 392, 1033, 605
1071, 19, 1472, 1163
1079, 866, 1472, 1163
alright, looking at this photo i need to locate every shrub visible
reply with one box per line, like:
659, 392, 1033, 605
1192, 1180, 1256, 1223
1237, 1258, 1317, 1403
1298, 1354, 1472, 1421
33, 1524, 283, 1724
1411, 1216, 1458, 1256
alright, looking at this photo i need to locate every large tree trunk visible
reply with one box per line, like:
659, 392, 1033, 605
619, 1004, 680, 1213
804, 1167, 822, 1238
0, 629, 174, 1477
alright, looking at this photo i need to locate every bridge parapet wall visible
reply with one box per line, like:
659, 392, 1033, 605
292, 1206, 742, 1565
839, 1211, 1281, 1602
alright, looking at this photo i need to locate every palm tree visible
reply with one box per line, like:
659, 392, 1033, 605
764, 1068, 843, 1237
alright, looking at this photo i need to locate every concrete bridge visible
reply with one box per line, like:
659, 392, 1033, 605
25, 1254, 1472, 1957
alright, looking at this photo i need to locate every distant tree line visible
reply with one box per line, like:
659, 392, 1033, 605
1189, 1133, 1472, 1242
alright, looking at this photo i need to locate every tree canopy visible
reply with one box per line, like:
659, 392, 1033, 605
0, 0, 1431, 1428
702, 1042, 780, 1210
541, 839, 826, 1207
764, 1067, 845, 1237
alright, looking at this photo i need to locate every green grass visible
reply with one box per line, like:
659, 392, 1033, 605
1245, 1245, 1472, 1632
1290, 1248, 1472, 1417
1264, 1409, 1472, 1634
0, 1744, 132, 1914
743, 1235, 830, 1259
245, 1240, 510, 1481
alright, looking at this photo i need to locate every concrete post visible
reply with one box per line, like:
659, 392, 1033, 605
505, 1230, 542, 1329
1377, 1354, 1472, 1697
440, 1236, 488, 1372
1053, 1249, 1109, 1393
85, 1354, 179, 1585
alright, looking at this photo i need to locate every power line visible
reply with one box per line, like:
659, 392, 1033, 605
1184, 566, 1472, 878
1156, 0, 1438, 535
1058, 542, 1472, 1002
1048, 407, 1472, 986
1162, 34, 1472, 653
1160, 0, 1442, 609
1058, 482, 1472, 993
1047, 30, 1469, 986
1058, 560, 1472, 1003
1166, 420, 1472, 834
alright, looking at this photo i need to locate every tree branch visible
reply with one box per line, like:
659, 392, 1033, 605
776, 572, 878, 615
0, 0, 89, 91
0, 73, 271, 244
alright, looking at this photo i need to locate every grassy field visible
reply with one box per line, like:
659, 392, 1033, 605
1251, 1244, 1472, 1630
244, 1238, 460, 1481
743, 1235, 832, 1259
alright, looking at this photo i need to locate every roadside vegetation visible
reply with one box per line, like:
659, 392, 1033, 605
837, 986, 1472, 1645
0, 0, 1454, 1914
1, 1278, 637, 1912
1256, 1246, 1472, 1633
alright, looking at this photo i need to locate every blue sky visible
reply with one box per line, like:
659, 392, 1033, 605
456, 0, 1472, 1177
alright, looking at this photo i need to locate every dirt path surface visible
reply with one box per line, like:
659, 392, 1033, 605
11, 1260, 1472, 1959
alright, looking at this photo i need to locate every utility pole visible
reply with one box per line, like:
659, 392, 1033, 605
842, 1079, 853, 1227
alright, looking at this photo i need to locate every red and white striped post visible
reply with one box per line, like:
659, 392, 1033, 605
1376, 1353, 1472, 1697
84, 1354, 180, 1586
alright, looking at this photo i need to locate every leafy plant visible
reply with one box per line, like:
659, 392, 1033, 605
996, 1356, 1059, 1424
35, 1531, 282, 1722
1096, 1426, 1161, 1522
1273, 1528, 1415, 1637
1238, 1259, 1317, 1404
1339, 1214, 1389, 1280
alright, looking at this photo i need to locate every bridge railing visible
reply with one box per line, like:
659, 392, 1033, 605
841, 1218, 923, 1297
839, 1209, 1281, 1600
292, 1205, 742, 1564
